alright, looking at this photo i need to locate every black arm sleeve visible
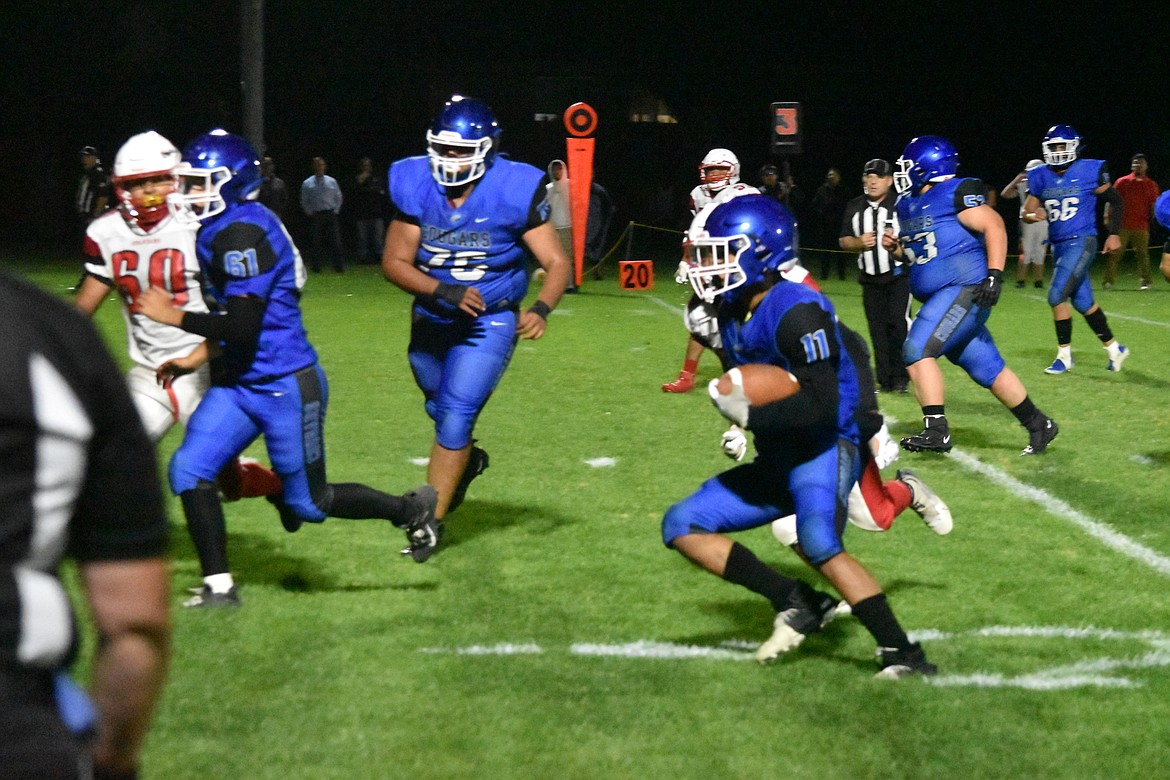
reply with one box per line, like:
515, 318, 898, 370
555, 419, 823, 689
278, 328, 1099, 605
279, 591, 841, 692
838, 324, 884, 442
745, 302, 841, 435
953, 178, 989, 211
179, 295, 265, 344
747, 361, 839, 434
1101, 186, 1124, 235
526, 184, 549, 230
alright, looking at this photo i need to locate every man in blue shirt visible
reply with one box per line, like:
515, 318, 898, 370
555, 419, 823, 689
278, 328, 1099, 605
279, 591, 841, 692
300, 156, 345, 273
666, 194, 936, 678
886, 136, 1058, 456
1024, 125, 1129, 374
139, 129, 437, 606
382, 96, 571, 561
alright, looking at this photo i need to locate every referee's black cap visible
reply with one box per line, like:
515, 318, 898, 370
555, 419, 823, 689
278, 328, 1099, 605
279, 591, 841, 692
79, 145, 99, 157
863, 159, 892, 177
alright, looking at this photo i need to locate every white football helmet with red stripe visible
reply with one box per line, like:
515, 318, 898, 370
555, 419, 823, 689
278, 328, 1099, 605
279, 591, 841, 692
698, 148, 741, 196
112, 131, 181, 234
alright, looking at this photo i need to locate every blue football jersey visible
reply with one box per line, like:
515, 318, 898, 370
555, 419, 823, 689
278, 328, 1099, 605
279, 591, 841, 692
388, 155, 549, 322
896, 177, 989, 299
196, 201, 318, 384
1026, 158, 1110, 242
719, 280, 861, 449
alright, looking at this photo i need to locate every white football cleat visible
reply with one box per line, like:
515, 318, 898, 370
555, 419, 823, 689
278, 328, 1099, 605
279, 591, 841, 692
897, 468, 953, 535
1107, 344, 1129, 372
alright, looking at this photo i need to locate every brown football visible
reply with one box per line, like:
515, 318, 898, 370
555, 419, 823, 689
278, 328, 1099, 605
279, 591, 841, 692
714, 363, 800, 405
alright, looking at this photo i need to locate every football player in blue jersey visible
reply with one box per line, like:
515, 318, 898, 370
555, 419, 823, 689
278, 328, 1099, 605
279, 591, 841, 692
1023, 125, 1129, 374
138, 130, 438, 607
885, 136, 1058, 456
1157, 191, 1170, 283
663, 194, 936, 678
382, 96, 571, 556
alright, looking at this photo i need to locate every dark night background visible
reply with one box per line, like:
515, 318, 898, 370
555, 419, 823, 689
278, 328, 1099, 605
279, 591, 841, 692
3, 1, 1167, 255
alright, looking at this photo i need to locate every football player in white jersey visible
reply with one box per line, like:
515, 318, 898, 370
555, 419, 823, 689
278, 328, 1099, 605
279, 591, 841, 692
74, 130, 279, 499
662, 149, 760, 394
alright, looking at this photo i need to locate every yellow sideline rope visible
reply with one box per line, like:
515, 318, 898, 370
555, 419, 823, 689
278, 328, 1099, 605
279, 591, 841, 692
581, 222, 1170, 281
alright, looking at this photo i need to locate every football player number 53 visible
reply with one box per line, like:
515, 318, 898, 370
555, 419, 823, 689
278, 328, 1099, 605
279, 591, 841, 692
112, 248, 189, 312
902, 231, 939, 265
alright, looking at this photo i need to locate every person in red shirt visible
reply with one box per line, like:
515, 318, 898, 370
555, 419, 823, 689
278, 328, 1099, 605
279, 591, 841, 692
1105, 153, 1161, 289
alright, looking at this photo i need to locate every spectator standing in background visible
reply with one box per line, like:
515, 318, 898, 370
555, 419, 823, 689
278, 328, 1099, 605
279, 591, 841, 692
585, 178, 616, 278
1104, 153, 1160, 290
76, 145, 111, 234
352, 157, 387, 265
758, 163, 786, 203
300, 156, 345, 272
545, 159, 576, 292
811, 166, 849, 279
258, 154, 289, 220
73, 145, 112, 288
1000, 159, 1049, 289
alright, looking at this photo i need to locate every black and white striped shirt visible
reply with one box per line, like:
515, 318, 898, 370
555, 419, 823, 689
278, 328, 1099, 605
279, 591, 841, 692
0, 271, 167, 672
840, 192, 902, 281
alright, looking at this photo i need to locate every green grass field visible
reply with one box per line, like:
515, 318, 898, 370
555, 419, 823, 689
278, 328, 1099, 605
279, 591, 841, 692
16, 249, 1170, 779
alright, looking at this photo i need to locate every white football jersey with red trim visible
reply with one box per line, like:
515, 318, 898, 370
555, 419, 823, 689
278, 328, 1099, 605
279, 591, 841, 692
84, 211, 208, 369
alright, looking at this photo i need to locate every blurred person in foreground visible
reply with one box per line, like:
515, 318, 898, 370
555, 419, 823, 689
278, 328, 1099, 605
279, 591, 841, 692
0, 269, 170, 779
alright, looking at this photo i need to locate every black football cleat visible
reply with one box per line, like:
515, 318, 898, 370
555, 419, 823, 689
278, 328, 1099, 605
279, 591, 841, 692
900, 426, 953, 453
183, 585, 241, 609
875, 642, 938, 679
1021, 416, 1059, 456
399, 485, 441, 563
448, 444, 489, 514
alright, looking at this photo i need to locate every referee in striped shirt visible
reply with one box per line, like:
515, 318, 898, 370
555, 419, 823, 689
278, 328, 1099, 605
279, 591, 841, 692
839, 158, 911, 393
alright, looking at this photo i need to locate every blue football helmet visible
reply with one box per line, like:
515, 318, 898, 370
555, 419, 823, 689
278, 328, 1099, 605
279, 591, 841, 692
894, 136, 959, 195
1155, 190, 1170, 231
170, 129, 262, 222
686, 194, 799, 304
1042, 124, 1081, 167
426, 95, 501, 187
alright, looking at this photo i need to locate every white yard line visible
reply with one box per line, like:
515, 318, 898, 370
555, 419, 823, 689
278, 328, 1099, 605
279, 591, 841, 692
946, 448, 1170, 577
419, 628, 1170, 689
1023, 294, 1170, 328
647, 295, 685, 318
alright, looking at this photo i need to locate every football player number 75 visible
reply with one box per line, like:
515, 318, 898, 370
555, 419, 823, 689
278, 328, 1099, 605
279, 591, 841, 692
112, 248, 189, 313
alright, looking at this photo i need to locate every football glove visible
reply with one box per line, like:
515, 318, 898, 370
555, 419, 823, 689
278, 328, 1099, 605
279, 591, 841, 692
972, 268, 1003, 308
870, 423, 900, 470
434, 282, 469, 307
674, 260, 690, 285
708, 370, 750, 427
721, 424, 748, 461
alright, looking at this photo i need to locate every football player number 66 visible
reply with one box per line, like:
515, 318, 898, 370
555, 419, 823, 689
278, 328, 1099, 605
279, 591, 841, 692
1043, 197, 1079, 223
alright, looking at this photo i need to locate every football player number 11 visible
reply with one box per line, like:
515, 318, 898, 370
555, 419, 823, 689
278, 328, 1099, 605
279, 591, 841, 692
618, 260, 654, 290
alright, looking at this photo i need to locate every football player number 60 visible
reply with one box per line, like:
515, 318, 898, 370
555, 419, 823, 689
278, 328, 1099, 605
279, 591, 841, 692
112, 248, 190, 312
